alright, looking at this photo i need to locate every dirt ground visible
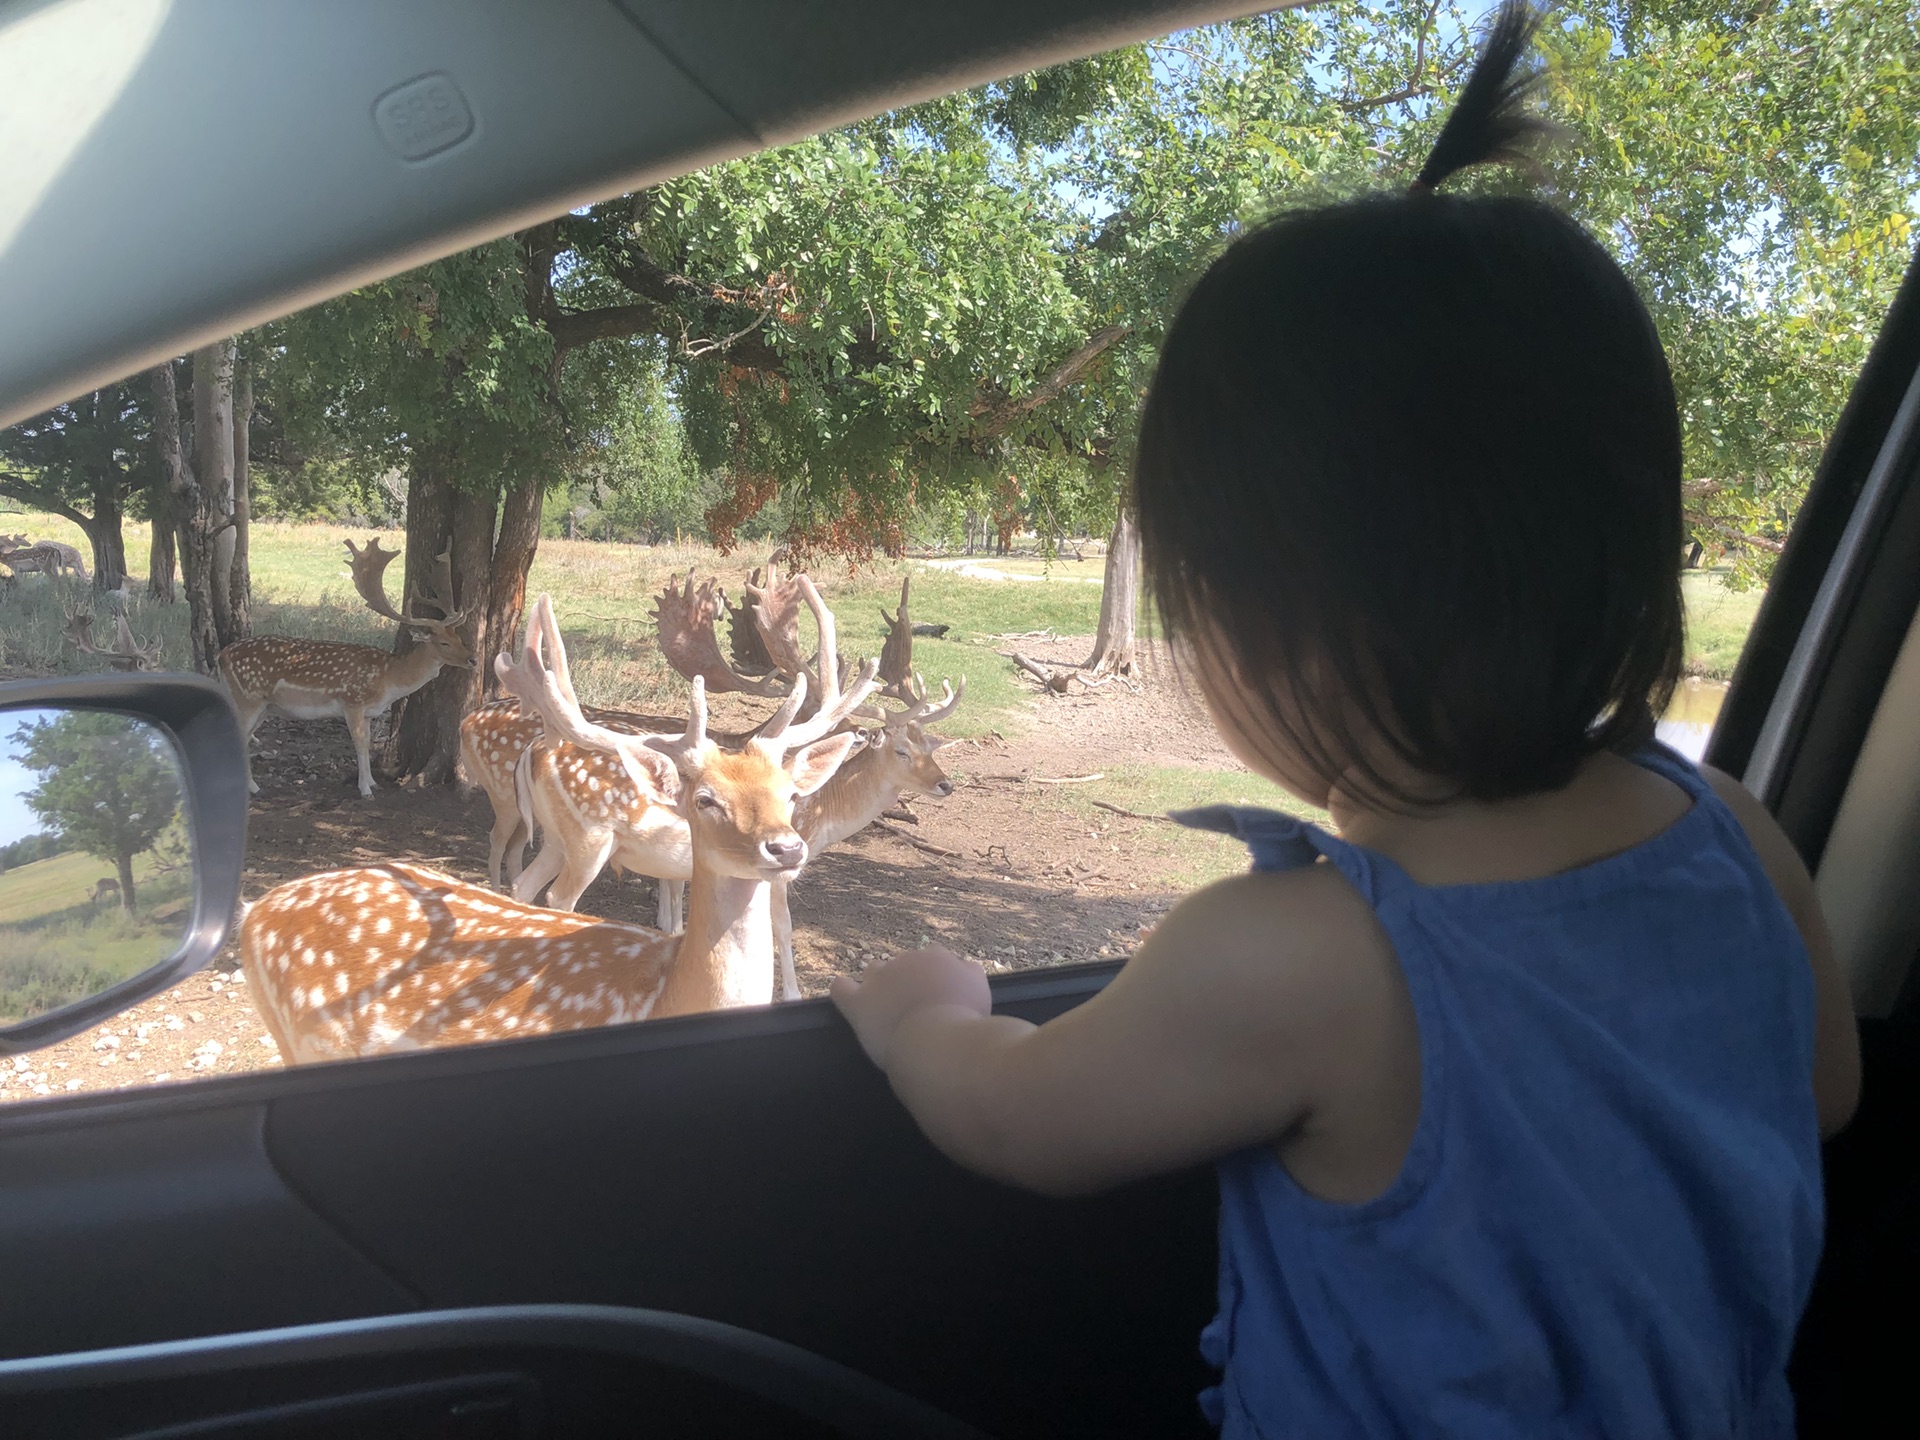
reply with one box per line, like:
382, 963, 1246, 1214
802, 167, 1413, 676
2, 636, 1256, 1104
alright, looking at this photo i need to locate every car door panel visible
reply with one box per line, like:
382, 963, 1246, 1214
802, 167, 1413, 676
0, 966, 1221, 1440
0, 1101, 419, 1360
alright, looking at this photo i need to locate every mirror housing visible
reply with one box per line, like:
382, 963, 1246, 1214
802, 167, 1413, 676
0, 675, 245, 1055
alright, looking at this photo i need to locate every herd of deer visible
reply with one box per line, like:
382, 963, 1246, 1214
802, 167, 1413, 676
222, 539, 963, 1067
0, 533, 87, 583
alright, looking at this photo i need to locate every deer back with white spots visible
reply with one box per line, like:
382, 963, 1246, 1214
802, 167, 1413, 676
241, 594, 878, 1062
218, 538, 471, 797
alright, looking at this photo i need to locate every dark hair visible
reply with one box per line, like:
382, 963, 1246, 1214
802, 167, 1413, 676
1133, 0, 1683, 805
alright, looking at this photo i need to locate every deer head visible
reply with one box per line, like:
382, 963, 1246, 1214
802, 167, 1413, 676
347, 537, 472, 668
874, 672, 963, 796
503, 594, 877, 883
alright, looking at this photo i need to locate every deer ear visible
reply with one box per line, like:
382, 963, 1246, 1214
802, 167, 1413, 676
785, 732, 862, 797
617, 740, 679, 794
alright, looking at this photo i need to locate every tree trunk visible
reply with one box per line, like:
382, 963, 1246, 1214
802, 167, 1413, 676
1685, 539, 1704, 569
383, 453, 467, 785
1084, 507, 1139, 677
150, 361, 220, 672
83, 469, 129, 593
228, 356, 253, 638
483, 476, 542, 697
115, 847, 137, 917
147, 470, 176, 602
193, 339, 238, 646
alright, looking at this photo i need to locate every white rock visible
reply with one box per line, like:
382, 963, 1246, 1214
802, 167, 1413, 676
64, 1078, 80, 1091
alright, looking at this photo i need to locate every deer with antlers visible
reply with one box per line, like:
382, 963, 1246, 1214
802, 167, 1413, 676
239, 594, 878, 1062
462, 566, 817, 910
767, 671, 963, 999
217, 538, 470, 798
63, 608, 164, 672
509, 572, 864, 920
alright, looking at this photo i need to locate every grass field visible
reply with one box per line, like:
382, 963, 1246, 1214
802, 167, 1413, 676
2, 510, 1763, 729
0, 846, 176, 925
0, 847, 192, 1022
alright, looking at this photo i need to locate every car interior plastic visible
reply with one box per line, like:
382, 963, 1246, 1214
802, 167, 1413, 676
0, 1304, 994, 1439
0, 0, 1282, 430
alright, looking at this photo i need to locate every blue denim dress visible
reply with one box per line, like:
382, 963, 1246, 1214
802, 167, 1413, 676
1173, 747, 1822, 1438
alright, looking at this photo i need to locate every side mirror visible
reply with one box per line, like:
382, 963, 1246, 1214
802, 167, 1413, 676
0, 676, 245, 1055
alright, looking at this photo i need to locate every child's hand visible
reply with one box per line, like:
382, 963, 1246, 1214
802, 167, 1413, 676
831, 946, 991, 1068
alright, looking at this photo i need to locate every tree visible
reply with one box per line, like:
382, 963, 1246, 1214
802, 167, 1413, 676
13, 711, 180, 916
149, 358, 223, 672
0, 382, 150, 590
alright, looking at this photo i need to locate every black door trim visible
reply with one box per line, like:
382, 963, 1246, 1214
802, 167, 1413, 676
0, 1303, 992, 1440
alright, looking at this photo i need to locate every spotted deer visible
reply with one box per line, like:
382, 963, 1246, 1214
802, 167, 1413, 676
218, 539, 470, 797
506, 571, 869, 928
459, 570, 789, 902
771, 674, 962, 1000
239, 593, 877, 1062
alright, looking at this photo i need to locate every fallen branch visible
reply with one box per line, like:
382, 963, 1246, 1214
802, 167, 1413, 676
1002, 650, 1073, 695
1033, 773, 1105, 785
880, 806, 919, 824
1092, 800, 1178, 824
984, 627, 1057, 642
872, 820, 961, 858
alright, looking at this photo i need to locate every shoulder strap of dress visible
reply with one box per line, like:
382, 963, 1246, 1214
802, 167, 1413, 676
1169, 804, 1394, 902
1631, 741, 1717, 801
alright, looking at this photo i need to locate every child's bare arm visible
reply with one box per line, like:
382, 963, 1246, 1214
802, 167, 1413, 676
831, 866, 1402, 1196
1703, 765, 1862, 1137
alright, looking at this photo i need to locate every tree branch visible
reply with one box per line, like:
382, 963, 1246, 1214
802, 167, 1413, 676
0, 471, 95, 535
970, 324, 1132, 440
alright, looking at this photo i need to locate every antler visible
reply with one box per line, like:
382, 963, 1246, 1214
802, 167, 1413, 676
877, 573, 914, 700
62, 606, 97, 652
343, 538, 406, 623
893, 672, 964, 728
407, 547, 464, 626
744, 566, 809, 680
112, 614, 164, 671
496, 595, 681, 796
724, 591, 777, 676
651, 572, 789, 698
752, 575, 880, 758
64, 607, 162, 671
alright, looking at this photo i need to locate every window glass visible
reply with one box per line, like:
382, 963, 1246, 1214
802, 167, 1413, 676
3, 0, 1915, 1098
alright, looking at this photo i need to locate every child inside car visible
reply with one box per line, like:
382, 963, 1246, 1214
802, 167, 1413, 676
832, 3, 1860, 1434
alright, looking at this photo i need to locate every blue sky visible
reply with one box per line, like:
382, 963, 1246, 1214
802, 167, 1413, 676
0, 707, 60, 848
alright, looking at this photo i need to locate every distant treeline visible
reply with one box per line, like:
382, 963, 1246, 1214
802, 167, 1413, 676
0, 832, 68, 872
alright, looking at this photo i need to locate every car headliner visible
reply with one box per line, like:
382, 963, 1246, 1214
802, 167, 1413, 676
0, 0, 1292, 429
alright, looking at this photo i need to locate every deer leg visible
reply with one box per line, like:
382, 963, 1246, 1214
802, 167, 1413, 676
513, 838, 564, 907
656, 878, 685, 934
232, 698, 266, 794
485, 798, 525, 890
345, 709, 375, 797
773, 881, 800, 1002
546, 830, 615, 913
502, 817, 530, 889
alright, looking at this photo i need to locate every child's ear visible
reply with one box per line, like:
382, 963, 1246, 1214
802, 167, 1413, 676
786, 733, 862, 797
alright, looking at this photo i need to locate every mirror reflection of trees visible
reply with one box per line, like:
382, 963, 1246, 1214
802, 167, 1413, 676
0, 710, 190, 1023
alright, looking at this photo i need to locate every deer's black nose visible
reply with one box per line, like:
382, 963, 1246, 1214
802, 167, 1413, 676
761, 836, 807, 869
934, 780, 954, 797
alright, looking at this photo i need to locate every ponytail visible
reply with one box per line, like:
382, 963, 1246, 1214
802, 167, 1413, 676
1411, 0, 1561, 193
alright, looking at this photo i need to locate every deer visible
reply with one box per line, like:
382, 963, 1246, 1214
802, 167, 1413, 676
89, 877, 121, 906
456, 571, 780, 899
63, 608, 164, 671
1, 536, 87, 579
508, 572, 866, 926
238, 592, 878, 1063
217, 538, 470, 798
769, 672, 963, 1000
